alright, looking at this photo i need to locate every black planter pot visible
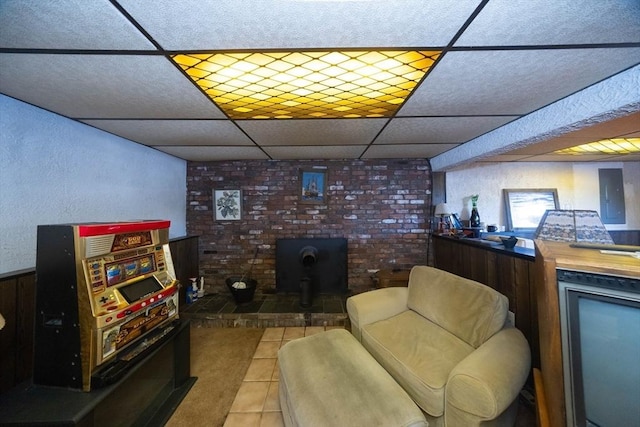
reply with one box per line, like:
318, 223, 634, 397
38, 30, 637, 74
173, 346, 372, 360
225, 277, 257, 304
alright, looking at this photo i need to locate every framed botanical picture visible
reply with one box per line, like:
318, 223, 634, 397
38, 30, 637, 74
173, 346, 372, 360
214, 189, 242, 220
299, 169, 327, 204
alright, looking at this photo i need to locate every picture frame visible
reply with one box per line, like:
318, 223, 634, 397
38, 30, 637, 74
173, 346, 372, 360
299, 169, 327, 204
214, 189, 242, 220
503, 188, 559, 232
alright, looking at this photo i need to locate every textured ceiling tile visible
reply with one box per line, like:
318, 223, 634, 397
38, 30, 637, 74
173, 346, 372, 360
458, 0, 640, 46
118, 0, 482, 49
378, 117, 518, 144
263, 145, 366, 160
1, 1, 639, 164
402, 49, 640, 116
154, 146, 269, 161
0, 54, 226, 119
81, 119, 254, 146
0, 0, 154, 49
238, 119, 386, 146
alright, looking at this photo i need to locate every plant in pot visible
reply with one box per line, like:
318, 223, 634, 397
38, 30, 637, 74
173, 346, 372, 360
226, 247, 259, 304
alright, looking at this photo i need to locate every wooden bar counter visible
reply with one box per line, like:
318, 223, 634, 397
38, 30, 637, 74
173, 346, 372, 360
533, 240, 640, 427
432, 234, 539, 372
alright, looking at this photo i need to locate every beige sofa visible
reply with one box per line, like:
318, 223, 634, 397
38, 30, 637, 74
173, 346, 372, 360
347, 266, 531, 427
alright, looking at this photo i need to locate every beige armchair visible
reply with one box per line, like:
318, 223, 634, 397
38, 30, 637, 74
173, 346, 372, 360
347, 266, 531, 427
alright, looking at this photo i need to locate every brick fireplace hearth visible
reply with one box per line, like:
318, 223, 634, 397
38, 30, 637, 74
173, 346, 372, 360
180, 291, 349, 328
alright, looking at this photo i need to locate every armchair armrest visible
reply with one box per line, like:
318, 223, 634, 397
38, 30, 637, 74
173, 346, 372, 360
446, 327, 531, 420
346, 287, 409, 341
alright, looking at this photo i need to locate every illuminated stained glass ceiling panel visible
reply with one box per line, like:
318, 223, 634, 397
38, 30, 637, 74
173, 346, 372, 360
171, 50, 440, 119
554, 138, 640, 155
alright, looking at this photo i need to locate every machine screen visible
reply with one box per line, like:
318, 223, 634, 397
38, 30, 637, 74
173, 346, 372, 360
120, 277, 162, 303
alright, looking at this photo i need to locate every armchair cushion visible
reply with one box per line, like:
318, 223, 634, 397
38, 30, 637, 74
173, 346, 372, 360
407, 266, 508, 348
362, 310, 473, 415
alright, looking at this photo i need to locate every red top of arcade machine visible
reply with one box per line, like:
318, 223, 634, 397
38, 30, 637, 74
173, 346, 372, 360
78, 220, 171, 237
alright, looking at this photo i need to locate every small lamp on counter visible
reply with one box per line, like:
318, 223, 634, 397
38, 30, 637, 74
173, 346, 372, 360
434, 202, 452, 234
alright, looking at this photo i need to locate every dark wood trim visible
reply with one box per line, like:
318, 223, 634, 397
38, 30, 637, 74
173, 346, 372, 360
609, 229, 640, 246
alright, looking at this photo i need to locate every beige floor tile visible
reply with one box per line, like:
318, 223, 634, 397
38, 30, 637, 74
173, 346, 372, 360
229, 381, 270, 413
263, 381, 280, 412
304, 326, 325, 336
271, 360, 280, 381
261, 327, 285, 342
282, 327, 305, 340
260, 411, 285, 427
244, 358, 277, 381
253, 341, 281, 359
223, 412, 261, 427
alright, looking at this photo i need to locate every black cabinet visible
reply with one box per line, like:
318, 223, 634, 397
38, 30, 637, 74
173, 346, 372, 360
0, 320, 195, 426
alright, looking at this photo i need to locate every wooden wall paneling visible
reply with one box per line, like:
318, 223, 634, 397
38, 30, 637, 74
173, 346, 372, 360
15, 274, 35, 385
458, 244, 476, 280
512, 256, 540, 376
470, 245, 493, 285
433, 236, 456, 273
609, 229, 640, 245
512, 257, 530, 335
494, 254, 515, 305
169, 236, 200, 309
0, 278, 18, 393
528, 260, 541, 371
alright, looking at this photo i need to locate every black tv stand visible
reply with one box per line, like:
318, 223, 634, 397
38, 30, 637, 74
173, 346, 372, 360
0, 320, 195, 426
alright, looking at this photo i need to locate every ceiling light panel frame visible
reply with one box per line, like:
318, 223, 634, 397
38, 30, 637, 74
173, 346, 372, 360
553, 138, 640, 155
171, 50, 441, 119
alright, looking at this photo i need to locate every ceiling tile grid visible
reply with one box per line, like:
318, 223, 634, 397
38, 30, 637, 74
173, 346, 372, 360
1, 0, 639, 166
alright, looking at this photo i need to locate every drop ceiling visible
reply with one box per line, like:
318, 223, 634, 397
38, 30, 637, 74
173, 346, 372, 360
1, 0, 639, 170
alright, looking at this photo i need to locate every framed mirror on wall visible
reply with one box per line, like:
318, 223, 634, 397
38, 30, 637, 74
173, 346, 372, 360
503, 188, 559, 233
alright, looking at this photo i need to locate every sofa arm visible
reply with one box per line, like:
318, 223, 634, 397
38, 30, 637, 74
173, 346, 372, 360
446, 327, 531, 420
346, 287, 409, 341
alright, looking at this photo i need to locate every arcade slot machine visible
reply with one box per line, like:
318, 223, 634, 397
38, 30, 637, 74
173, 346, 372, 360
33, 220, 181, 391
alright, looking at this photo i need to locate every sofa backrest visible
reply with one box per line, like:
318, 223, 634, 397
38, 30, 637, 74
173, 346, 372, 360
407, 266, 508, 348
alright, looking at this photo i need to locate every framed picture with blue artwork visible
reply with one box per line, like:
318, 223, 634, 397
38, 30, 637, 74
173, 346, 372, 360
299, 169, 327, 204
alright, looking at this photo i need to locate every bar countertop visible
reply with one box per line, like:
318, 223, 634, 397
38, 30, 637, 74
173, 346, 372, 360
432, 233, 535, 260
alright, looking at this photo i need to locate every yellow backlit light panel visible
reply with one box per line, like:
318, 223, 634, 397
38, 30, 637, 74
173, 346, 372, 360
171, 50, 440, 119
554, 138, 640, 155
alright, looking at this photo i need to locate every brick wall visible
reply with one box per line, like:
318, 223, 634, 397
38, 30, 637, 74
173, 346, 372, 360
187, 159, 432, 295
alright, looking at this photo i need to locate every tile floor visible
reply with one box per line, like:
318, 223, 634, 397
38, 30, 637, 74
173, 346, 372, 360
223, 326, 342, 427
222, 325, 536, 427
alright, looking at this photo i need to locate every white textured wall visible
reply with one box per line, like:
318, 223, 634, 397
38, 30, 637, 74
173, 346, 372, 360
0, 95, 187, 274
446, 161, 640, 231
